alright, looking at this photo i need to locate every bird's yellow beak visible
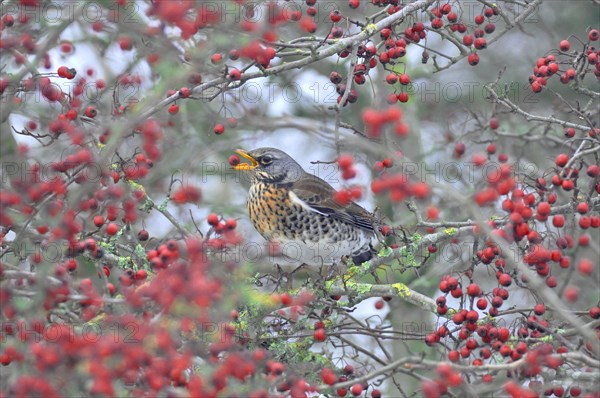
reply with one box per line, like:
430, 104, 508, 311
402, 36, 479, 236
232, 149, 259, 170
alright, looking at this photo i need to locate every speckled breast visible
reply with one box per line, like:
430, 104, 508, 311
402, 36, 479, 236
246, 182, 371, 266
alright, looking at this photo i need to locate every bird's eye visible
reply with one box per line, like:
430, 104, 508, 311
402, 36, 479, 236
261, 155, 273, 165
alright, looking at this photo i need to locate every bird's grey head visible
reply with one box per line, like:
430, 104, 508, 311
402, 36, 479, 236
232, 147, 305, 184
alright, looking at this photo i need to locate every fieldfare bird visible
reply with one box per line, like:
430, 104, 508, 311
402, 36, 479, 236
233, 148, 378, 267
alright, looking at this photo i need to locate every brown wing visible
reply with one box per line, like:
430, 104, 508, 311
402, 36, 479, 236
289, 174, 377, 233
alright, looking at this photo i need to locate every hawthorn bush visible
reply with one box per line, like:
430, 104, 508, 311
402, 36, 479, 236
0, 1, 599, 397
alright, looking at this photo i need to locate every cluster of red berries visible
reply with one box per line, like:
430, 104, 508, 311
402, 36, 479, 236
551, 153, 600, 194
171, 185, 202, 204
122, 153, 153, 181
373, 157, 394, 172
371, 172, 429, 202
337, 154, 358, 180
530, 30, 599, 93
474, 163, 515, 206
135, 118, 164, 161
147, 1, 206, 39
56, 66, 76, 79
333, 154, 363, 208
430, 4, 499, 66
362, 107, 409, 138
321, 364, 381, 397
334, 186, 362, 206
204, 213, 241, 250
239, 40, 277, 67
145, 240, 180, 271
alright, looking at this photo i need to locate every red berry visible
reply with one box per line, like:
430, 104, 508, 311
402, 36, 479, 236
299, 16, 317, 33
448, 350, 459, 362
321, 369, 337, 385
60, 41, 73, 53
137, 230, 149, 241
559, 40, 570, 51
431, 17, 443, 29
564, 127, 575, 138
399, 73, 410, 85
552, 215, 565, 228
564, 286, 578, 302
330, 71, 343, 84
225, 219, 237, 230
533, 303, 545, 315
179, 87, 190, 98
463, 34, 474, 46
118, 35, 133, 50
228, 155, 240, 166
537, 202, 551, 216
555, 153, 568, 167
2, 14, 15, 27
314, 328, 326, 342
228, 68, 241, 80
213, 124, 225, 135
225, 117, 238, 128
330, 10, 342, 22
484, 23, 495, 34
466, 310, 479, 322
350, 384, 363, 396
440, 3, 451, 14
476, 298, 488, 310
589, 29, 599, 41
168, 104, 179, 114
135, 269, 147, 280
474, 37, 487, 49
562, 179, 574, 191
453, 143, 465, 158
489, 117, 499, 129
106, 223, 118, 236
466, 283, 481, 296
468, 52, 480, 66
576, 202, 589, 214
227, 49, 240, 60
578, 259, 593, 275
498, 273, 512, 286
337, 155, 353, 169
207, 213, 219, 226
93, 215, 105, 227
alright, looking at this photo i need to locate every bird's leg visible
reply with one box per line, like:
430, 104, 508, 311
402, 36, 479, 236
324, 264, 338, 281
273, 264, 288, 291
317, 261, 339, 282
287, 264, 308, 289
273, 264, 305, 290
319, 263, 327, 280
